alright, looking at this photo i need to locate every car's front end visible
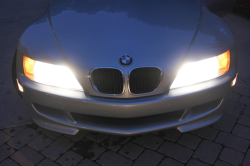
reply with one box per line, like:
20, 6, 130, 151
13, 0, 237, 135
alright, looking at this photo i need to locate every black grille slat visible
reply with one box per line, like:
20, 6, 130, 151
91, 68, 123, 94
129, 67, 161, 94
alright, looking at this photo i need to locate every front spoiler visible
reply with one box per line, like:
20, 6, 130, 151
18, 68, 236, 135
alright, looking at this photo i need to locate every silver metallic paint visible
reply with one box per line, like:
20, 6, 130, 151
15, 0, 237, 135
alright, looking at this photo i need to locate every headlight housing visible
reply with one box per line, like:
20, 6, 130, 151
170, 50, 230, 89
23, 55, 83, 91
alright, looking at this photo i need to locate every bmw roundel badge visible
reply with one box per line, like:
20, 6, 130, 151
119, 55, 132, 66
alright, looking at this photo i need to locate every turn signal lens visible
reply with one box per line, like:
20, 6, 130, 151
218, 50, 230, 75
23, 55, 35, 80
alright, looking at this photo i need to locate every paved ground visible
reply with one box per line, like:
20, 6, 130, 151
0, 1, 250, 166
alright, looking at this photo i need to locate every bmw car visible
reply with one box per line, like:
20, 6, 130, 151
13, 0, 237, 135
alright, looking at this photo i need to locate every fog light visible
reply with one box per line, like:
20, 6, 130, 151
16, 79, 23, 92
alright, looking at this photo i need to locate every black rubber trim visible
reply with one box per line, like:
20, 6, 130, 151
12, 50, 23, 98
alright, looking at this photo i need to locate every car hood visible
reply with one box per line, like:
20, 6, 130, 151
50, 0, 201, 72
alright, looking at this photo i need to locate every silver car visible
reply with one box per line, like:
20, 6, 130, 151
13, 0, 237, 135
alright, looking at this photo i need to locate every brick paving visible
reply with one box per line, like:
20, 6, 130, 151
219, 147, 245, 166
193, 140, 222, 165
1, 1, 250, 166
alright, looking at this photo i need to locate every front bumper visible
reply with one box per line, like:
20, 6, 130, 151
18, 67, 236, 135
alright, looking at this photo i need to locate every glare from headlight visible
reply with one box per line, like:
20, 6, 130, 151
16, 79, 24, 92
170, 50, 230, 89
23, 55, 83, 91
231, 74, 237, 86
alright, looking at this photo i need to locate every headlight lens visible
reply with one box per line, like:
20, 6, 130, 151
23, 55, 83, 91
170, 50, 230, 89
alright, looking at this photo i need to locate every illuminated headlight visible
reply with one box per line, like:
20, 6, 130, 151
23, 55, 83, 91
170, 50, 230, 89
